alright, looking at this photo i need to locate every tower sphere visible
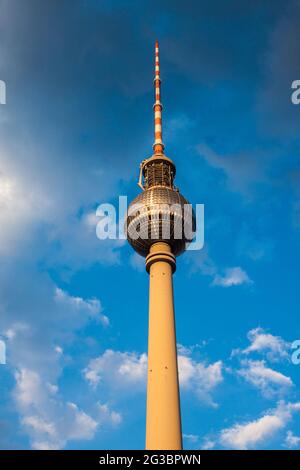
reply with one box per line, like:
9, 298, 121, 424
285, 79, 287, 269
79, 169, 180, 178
126, 154, 196, 257
126, 183, 195, 258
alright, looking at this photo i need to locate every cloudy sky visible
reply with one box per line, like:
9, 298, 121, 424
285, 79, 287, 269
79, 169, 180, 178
1, 0, 300, 450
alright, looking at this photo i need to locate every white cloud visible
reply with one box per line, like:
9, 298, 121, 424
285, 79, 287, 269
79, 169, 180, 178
212, 267, 253, 287
241, 327, 290, 362
84, 212, 99, 230
238, 360, 293, 398
0, 74, 123, 264
187, 249, 252, 288
14, 369, 44, 409
177, 342, 208, 355
22, 416, 56, 437
221, 414, 283, 450
177, 343, 205, 356
220, 401, 300, 449
32, 441, 63, 451
178, 356, 223, 407
284, 430, 300, 449
48, 212, 124, 271
183, 433, 199, 444
0, 269, 115, 447
84, 349, 147, 389
63, 402, 98, 441
4, 322, 30, 340
0, 273, 110, 386
97, 403, 122, 426
54, 287, 109, 326
47, 382, 58, 395
0, 122, 124, 271
0, 171, 51, 256
200, 437, 216, 450
177, 344, 193, 356
14, 367, 120, 450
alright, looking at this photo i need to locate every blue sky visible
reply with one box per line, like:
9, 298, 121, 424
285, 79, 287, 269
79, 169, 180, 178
0, 0, 300, 450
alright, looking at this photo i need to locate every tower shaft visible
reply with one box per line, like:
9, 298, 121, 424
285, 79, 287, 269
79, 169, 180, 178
145, 242, 182, 450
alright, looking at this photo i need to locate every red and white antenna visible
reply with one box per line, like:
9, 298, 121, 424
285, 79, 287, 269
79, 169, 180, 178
153, 40, 164, 155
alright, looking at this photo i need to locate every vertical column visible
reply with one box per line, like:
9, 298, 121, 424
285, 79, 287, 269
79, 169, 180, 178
145, 242, 182, 450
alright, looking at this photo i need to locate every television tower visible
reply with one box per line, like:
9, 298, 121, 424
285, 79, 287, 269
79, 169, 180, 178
126, 41, 195, 450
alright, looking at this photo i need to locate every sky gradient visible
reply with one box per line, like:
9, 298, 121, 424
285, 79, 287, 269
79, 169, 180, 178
0, 0, 300, 450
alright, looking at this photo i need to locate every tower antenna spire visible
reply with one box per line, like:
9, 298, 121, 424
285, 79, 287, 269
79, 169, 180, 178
153, 40, 164, 154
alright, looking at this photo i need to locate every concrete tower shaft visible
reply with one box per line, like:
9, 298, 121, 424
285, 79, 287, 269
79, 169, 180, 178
145, 242, 182, 449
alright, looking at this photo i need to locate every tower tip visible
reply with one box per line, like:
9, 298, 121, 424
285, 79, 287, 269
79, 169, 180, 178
153, 40, 164, 154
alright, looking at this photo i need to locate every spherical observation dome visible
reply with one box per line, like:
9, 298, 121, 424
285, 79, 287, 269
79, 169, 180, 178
126, 186, 196, 257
